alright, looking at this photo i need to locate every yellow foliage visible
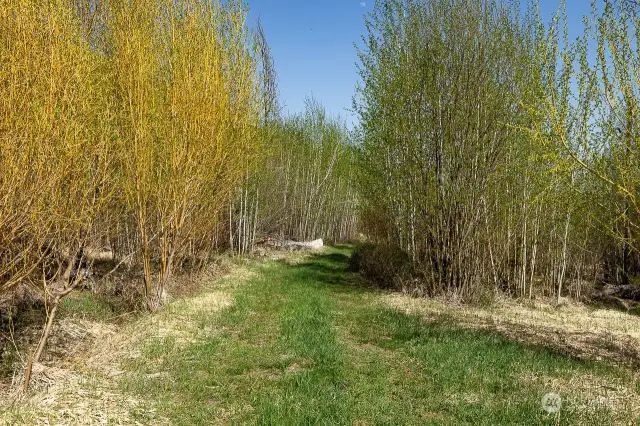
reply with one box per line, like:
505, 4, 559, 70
0, 0, 111, 291
0, 0, 263, 304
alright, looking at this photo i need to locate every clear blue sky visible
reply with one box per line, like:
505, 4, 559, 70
246, 1, 594, 129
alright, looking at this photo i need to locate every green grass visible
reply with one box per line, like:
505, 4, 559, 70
120, 247, 639, 425
59, 292, 115, 321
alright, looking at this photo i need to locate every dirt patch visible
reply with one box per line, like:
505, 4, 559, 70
243, 368, 281, 381
284, 358, 314, 374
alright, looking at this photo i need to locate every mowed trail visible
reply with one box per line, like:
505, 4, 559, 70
2, 248, 639, 425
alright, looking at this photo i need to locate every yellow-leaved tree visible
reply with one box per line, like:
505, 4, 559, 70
107, 0, 261, 308
0, 0, 113, 382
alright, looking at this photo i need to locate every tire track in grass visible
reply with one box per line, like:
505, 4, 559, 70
252, 257, 350, 425
121, 254, 351, 425
321, 247, 635, 425
117, 249, 639, 425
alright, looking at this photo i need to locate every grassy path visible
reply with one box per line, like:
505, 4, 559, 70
122, 248, 638, 425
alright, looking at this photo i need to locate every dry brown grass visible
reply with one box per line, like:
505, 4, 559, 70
383, 293, 640, 421
5, 251, 638, 424
384, 293, 640, 369
0, 316, 151, 425
0, 259, 257, 425
518, 372, 638, 417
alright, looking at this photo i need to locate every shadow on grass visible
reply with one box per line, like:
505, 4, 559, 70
367, 308, 603, 369
330, 244, 354, 251
438, 310, 640, 370
347, 305, 636, 417
282, 250, 640, 371
276, 250, 378, 294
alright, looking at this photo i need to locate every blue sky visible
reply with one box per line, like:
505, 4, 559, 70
246, 1, 594, 129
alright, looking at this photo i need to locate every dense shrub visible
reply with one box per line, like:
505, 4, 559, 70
350, 244, 413, 291
353, 0, 638, 301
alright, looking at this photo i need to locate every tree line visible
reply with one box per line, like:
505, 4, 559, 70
4, 0, 639, 374
353, 0, 640, 301
0, 0, 357, 323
